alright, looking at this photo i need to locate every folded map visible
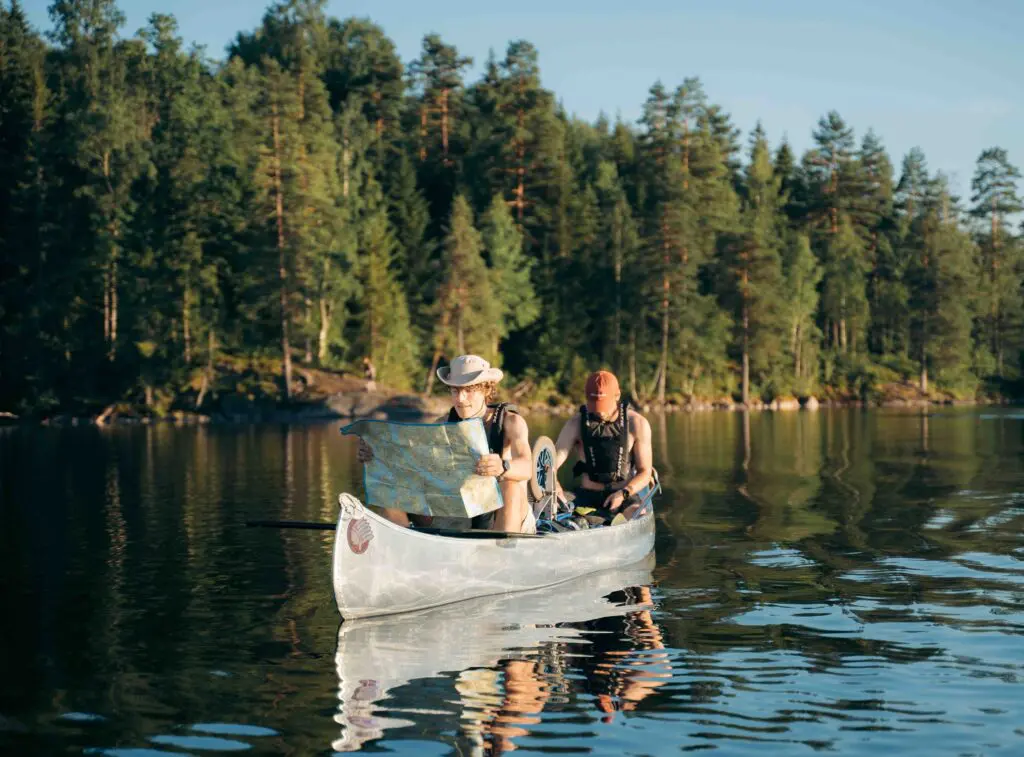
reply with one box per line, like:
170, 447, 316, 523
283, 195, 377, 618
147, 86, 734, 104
340, 417, 504, 518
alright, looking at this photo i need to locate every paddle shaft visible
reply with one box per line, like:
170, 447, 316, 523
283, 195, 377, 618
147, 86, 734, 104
245, 519, 543, 539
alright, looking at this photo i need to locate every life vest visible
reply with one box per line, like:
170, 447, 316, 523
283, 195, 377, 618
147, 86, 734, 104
574, 401, 630, 484
446, 402, 518, 455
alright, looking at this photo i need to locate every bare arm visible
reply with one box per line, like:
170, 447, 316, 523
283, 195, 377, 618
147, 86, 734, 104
475, 413, 532, 482
502, 413, 533, 482
553, 416, 580, 472
623, 412, 653, 495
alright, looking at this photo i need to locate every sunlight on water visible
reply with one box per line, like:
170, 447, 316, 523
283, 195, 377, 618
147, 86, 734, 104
2, 408, 1023, 755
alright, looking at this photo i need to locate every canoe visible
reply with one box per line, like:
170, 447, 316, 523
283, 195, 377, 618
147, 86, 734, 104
331, 553, 656, 752
331, 482, 658, 619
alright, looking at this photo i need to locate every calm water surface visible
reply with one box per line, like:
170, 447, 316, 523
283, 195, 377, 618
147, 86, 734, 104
2, 408, 1023, 755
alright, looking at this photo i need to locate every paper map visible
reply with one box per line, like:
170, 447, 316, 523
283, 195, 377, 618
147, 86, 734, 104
340, 417, 504, 518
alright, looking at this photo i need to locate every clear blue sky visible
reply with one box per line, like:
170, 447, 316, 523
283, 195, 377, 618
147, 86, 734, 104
23, 0, 1024, 204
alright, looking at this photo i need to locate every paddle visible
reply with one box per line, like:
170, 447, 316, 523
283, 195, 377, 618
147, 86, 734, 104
245, 519, 543, 539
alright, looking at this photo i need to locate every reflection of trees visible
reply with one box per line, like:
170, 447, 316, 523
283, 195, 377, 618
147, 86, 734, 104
4, 410, 1022, 753
649, 407, 1021, 680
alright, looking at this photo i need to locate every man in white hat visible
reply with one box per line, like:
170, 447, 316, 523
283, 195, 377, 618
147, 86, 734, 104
358, 354, 535, 534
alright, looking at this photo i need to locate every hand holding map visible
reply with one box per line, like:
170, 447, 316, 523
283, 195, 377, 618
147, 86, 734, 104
340, 417, 504, 518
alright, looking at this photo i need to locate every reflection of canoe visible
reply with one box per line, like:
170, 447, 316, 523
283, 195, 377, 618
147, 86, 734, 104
331, 553, 656, 752
331, 485, 657, 619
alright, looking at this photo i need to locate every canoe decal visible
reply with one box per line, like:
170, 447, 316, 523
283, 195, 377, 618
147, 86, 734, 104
347, 518, 374, 555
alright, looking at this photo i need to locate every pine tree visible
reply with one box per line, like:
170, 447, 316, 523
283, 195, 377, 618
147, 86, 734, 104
465, 41, 561, 252
321, 17, 404, 155
970, 147, 1023, 376
719, 123, 786, 404
425, 195, 502, 390
48, 0, 151, 378
782, 232, 823, 387
0, 0, 52, 408
908, 180, 979, 391
802, 110, 857, 233
408, 33, 472, 167
821, 217, 869, 353
481, 193, 539, 358
356, 181, 419, 389
387, 150, 431, 311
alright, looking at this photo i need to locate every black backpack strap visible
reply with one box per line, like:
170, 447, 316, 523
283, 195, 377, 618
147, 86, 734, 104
579, 404, 596, 480
616, 400, 630, 481
487, 402, 508, 454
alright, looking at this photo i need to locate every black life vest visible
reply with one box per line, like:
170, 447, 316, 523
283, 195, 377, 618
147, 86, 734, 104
446, 402, 518, 454
574, 401, 630, 484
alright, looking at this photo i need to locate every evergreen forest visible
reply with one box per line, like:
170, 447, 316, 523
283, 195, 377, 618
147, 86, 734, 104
2, 0, 1022, 417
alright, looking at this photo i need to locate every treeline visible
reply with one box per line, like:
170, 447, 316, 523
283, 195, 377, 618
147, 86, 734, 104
1, 0, 1022, 415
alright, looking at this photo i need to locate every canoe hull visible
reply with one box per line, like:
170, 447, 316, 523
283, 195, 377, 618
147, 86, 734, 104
332, 493, 656, 619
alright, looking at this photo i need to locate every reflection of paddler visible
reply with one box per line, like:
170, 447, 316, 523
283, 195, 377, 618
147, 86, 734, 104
456, 657, 551, 755
569, 585, 671, 723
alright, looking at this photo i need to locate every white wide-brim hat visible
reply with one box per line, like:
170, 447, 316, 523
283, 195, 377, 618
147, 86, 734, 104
437, 354, 504, 387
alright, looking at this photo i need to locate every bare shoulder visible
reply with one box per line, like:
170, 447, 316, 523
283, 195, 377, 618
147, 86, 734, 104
504, 411, 529, 438
560, 412, 580, 432
627, 408, 651, 435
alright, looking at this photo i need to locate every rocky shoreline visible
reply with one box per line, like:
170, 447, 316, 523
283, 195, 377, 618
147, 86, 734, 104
2, 383, 1012, 428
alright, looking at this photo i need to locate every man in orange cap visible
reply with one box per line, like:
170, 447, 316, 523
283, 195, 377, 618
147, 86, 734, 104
552, 370, 653, 522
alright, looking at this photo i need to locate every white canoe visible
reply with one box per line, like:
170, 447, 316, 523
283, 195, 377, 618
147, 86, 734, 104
331, 490, 657, 619
331, 553, 657, 752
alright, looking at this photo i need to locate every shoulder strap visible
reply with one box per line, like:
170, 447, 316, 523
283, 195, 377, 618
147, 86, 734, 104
579, 404, 596, 475
617, 401, 630, 479
487, 402, 507, 454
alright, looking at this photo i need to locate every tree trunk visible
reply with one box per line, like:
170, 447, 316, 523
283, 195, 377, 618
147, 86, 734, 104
657, 288, 669, 404
183, 282, 191, 364
657, 213, 670, 404
613, 251, 622, 370
109, 257, 118, 361
196, 329, 216, 410
103, 269, 111, 345
629, 326, 638, 401
317, 295, 330, 365
742, 302, 750, 407
440, 88, 450, 160
514, 106, 526, 222
419, 105, 428, 160
795, 322, 803, 379
272, 106, 293, 401
304, 298, 313, 364
839, 318, 847, 352
425, 349, 442, 395
341, 144, 351, 198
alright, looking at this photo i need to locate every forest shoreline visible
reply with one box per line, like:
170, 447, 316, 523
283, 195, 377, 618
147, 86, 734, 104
1, 374, 1014, 429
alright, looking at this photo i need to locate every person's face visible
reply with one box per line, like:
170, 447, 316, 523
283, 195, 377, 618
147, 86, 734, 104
587, 391, 621, 421
450, 385, 487, 419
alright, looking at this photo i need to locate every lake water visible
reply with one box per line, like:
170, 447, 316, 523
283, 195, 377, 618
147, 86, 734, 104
2, 408, 1022, 756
